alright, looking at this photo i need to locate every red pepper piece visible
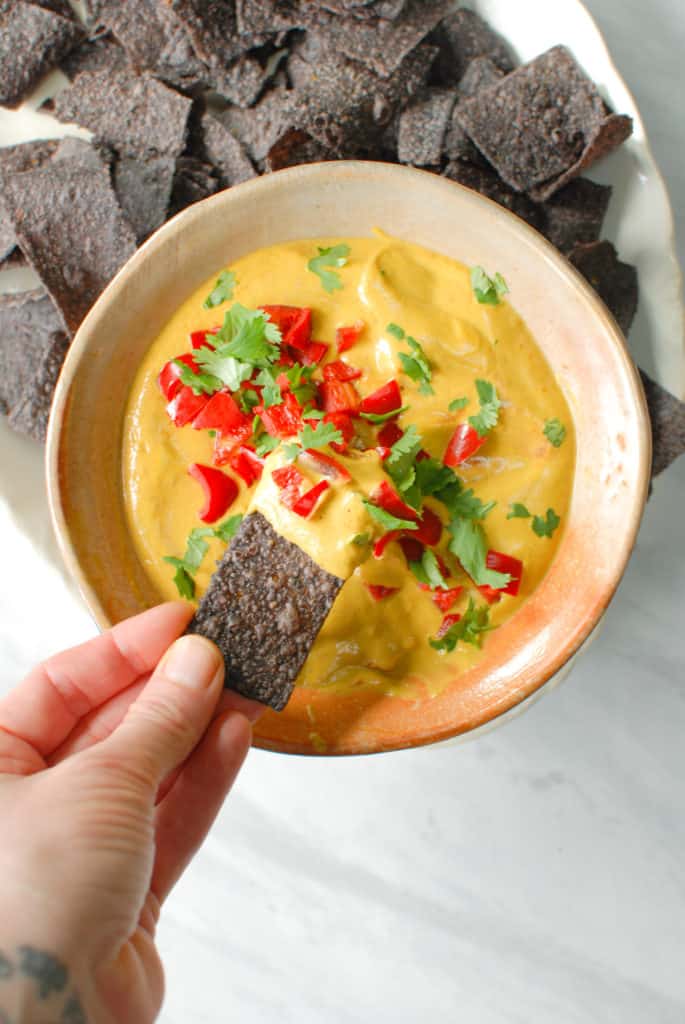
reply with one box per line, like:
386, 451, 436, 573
413, 506, 442, 546
228, 445, 264, 486
436, 613, 461, 638
376, 446, 392, 461
189, 327, 219, 350
166, 385, 209, 427
320, 380, 361, 415
158, 352, 198, 401
373, 531, 399, 559
399, 537, 424, 564
188, 463, 238, 523
292, 479, 330, 518
377, 419, 403, 448
443, 423, 487, 467
365, 583, 399, 602
276, 347, 296, 368
272, 464, 305, 510
324, 411, 354, 454
359, 379, 402, 417
259, 305, 301, 336
297, 340, 328, 365
432, 587, 464, 612
323, 359, 363, 382
485, 550, 523, 597
212, 423, 253, 466
192, 391, 247, 433
336, 320, 365, 354
372, 479, 419, 522
259, 391, 303, 438
299, 449, 352, 482
478, 585, 502, 605
284, 308, 312, 351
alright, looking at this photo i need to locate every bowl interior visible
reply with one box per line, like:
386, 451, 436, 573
47, 162, 650, 755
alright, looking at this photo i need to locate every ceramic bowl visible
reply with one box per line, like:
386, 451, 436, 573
46, 161, 650, 755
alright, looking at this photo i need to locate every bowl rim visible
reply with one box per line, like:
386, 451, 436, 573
46, 159, 651, 755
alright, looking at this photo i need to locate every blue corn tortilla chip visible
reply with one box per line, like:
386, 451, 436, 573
200, 112, 257, 184
169, 155, 220, 215
398, 87, 456, 166
568, 240, 638, 336
7, 323, 70, 442
431, 8, 515, 87
189, 511, 344, 710
540, 178, 612, 253
0, 1, 84, 108
266, 128, 336, 172
639, 370, 685, 478
0, 289, 65, 418
0, 140, 60, 261
443, 160, 545, 235
113, 154, 176, 242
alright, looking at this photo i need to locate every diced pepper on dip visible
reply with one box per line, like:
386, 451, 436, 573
122, 233, 574, 706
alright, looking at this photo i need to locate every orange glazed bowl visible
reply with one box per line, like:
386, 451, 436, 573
46, 162, 650, 755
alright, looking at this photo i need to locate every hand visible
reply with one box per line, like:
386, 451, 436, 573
0, 602, 260, 1024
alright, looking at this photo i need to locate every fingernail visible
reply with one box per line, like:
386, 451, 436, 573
162, 635, 222, 690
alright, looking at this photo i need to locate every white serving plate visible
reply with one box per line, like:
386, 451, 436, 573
0, 0, 683, 586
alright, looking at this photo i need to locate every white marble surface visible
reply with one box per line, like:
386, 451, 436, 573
1, 1, 684, 1021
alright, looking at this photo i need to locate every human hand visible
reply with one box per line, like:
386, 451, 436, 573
0, 602, 260, 1024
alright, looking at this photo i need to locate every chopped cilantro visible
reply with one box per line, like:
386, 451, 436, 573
507, 502, 531, 520
350, 532, 371, 546
470, 266, 509, 306
413, 457, 457, 500
163, 526, 214, 598
398, 336, 433, 395
284, 363, 317, 406
468, 378, 502, 437
409, 549, 448, 591
447, 518, 510, 588
359, 405, 410, 424
386, 322, 405, 340
384, 424, 423, 503
429, 598, 493, 653
203, 269, 237, 310
214, 514, 244, 542
255, 368, 283, 408
174, 359, 222, 396
543, 418, 567, 448
302, 406, 325, 419
215, 304, 281, 365
532, 508, 561, 538
236, 387, 259, 414
307, 243, 350, 293
163, 559, 196, 600
299, 419, 343, 451
255, 434, 280, 457
362, 499, 418, 533
194, 348, 253, 392
447, 488, 495, 521
448, 397, 469, 412
281, 442, 302, 462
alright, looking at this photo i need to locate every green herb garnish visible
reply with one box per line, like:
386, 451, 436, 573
470, 266, 509, 306
362, 499, 418, 533
173, 359, 222, 396
531, 508, 561, 538
164, 517, 243, 599
507, 503, 531, 520
386, 322, 405, 340
399, 336, 434, 395
543, 418, 566, 448
409, 549, 448, 591
254, 367, 283, 408
299, 419, 343, 451
213, 514, 244, 543
255, 434, 280, 457
429, 598, 493, 653
350, 533, 371, 547
447, 518, 510, 589
468, 379, 502, 437
307, 243, 350, 293
203, 269, 237, 310
448, 397, 469, 412
359, 405, 410, 424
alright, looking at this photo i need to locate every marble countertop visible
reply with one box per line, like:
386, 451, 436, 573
1, 1, 684, 1020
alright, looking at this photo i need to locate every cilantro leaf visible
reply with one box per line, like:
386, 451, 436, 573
216, 304, 281, 366
350, 532, 371, 546
409, 549, 448, 590
447, 518, 510, 588
214, 514, 244, 542
543, 418, 566, 448
174, 359, 222, 396
163, 558, 196, 600
255, 368, 283, 408
236, 387, 260, 414
447, 488, 495, 520
531, 508, 560, 538
184, 527, 214, 571
284, 364, 317, 406
386, 322, 405, 340
429, 598, 493, 653
281, 442, 302, 462
362, 499, 418, 532
255, 434, 280, 457
203, 269, 237, 310
449, 397, 469, 412
359, 405, 410, 424
307, 243, 350, 293
194, 348, 253, 392
470, 266, 509, 306
507, 502, 531, 520
468, 378, 502, 437
398, 336, 433, 395
384, 424, 423, 504
302, 407, 325, 420
299, 419, 343, 451
413, 457, 458, 500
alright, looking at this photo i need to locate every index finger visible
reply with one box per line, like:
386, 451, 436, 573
0, 602, 194, 762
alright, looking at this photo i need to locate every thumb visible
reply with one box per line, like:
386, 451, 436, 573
101, 634, 225, 792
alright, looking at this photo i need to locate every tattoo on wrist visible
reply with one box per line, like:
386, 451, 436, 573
0, 947, 86, 1023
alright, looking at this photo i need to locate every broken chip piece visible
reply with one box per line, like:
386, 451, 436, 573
568, 239, 639, 336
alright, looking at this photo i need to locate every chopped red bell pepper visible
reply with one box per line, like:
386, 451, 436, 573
192, 391, 247, 433
272, 464, 305, 510
212, 423, 253, 466
188, 463, 238, 523
360, 379, 402, 417
373, 531, 399, 559
259, 305, 301, 336
376, 446, 392, 461
399, 537, 424, 564
485, 550, 523, 597
323, 359, 363, 382
377, 419, 403, 448
320, 380, 361, 415
276, 347, 296, 368
413, 506, 442, 546
299, 449, 351, 482
372, 479, 419, 522
477, 585, 502, 605
364, 583, 399, 602
166, 385, 209, 427
336, 320, 365, 354
292, 479, 330, 518
297, 340, 328, 365
189, 327, 219, 350
324, 411, 354, 454
259, 391, 303, 438
432, 587, 463, 612
443, 423, 487, 467
158, 352, 198, 401
228, 445, 264, 486
436, 613, 461, 638
284, 308, 312, 351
